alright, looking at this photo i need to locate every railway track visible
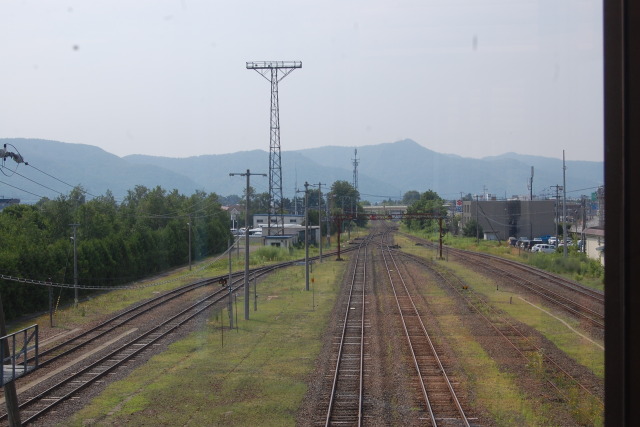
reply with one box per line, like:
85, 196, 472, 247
380, 239, 470, 426
11, 282, 235, 424
28, 274, 236, 368
323, 235, 371, 426
400, 232, 604, 329
320, 225, 473, 425
395, 250, 604, 408
1, 248, 356, 425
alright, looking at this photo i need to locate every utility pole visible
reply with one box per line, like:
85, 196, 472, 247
325, 193, 331, 248
352, 148, 359, 192
551, 184, 563, 236
562, 151, 568, 258
582, 196, 587, 253
228, 238, 233, 329
230, 169, 266, 320
246, 61, 302, 236
475, 194, 480, 244
1, 143, 26, 426
304, 182, 310, 291
187, 217, 192, 271
70, 223, 80, 307
312, 182, 326, 263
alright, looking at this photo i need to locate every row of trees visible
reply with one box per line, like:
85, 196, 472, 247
402, 189, 484, 237
0, 186, 230, 320
229, 180, 366, 237
403, 190, 448, 232
1, 179, 368, 320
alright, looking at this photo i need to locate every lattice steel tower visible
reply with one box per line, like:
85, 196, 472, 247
352, 148, 359, 192
247, 61, 302, 235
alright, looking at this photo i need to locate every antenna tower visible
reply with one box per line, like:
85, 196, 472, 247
352, 148, 359, 192
247, 61, 302, 235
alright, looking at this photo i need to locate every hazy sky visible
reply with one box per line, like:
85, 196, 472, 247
1, 1, 603, 161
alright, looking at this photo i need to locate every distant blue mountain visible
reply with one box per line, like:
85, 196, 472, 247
294, 139, 603, 200
0, 138, 602, 203
1, 138, 200, 203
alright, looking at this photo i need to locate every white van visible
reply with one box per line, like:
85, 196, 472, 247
531, 244, 556, 253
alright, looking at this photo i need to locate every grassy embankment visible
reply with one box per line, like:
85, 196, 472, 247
402, 226, 604, 291
395, 233, 604, 426
63, 253, 346, 426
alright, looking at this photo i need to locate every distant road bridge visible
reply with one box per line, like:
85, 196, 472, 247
362, 205, 408, 216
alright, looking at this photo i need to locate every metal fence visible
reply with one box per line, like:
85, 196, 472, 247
1, 324, 38, 386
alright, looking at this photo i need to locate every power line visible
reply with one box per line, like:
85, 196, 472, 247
26, 163, 101, 199
566, 186, 602, 194
360, 192, 399, 199
0, 179, 46, 199
0, 164, 64, 196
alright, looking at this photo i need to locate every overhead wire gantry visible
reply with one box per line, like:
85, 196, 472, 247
246, 61, 302, 236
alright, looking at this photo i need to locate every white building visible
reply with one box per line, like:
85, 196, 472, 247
252, 213, 305, 228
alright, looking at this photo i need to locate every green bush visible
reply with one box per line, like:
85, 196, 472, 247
253, 247, 290, 263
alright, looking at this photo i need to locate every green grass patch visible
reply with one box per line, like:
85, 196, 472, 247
416, 263, 604, 425
441, 261, 604, 380
400, 226, 604, 292
394, 233, 604, 423
64, 259, 346, 426
419, 271, 553, 425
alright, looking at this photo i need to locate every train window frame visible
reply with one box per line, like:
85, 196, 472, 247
603, 0, 640, 424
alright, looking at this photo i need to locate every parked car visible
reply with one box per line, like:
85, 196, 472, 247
530, 239, 544, 249
548, 236, 558, 245
557, 238, 573, 249
531, 244, 556, 253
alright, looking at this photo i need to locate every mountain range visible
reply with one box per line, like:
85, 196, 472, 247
1, 138, 603, 203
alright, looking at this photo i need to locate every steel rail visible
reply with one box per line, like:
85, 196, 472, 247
324, 233, 373, 426
27, 275, 233, 368
396, 250, 604, 407
399, 231, 604, 303
463, 250, 604, 301
483, 262, 604, 327
1, 252, 343, 423
16, 285, 236, 424
18, 247, 358, 371
398, 234, 604, 328
380, 240, 470, 426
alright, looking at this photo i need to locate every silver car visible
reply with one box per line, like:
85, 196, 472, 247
531, 244, 556, 253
